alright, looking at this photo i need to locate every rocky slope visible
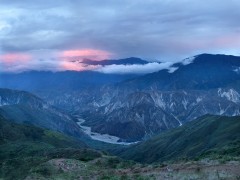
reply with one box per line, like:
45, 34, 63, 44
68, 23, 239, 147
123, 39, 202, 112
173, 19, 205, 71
0, 88, 85, 138
80, 54, 240, 141
1, 54, 240, 142
80, 88, 240, 141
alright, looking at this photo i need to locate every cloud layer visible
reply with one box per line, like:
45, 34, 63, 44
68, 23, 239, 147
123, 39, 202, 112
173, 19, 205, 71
95, 62, 176, 74
0, 0, 240, 73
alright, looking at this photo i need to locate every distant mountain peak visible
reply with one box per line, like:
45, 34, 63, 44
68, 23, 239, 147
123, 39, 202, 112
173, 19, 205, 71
177, 53, 240, 69
81, 57, 150, 66
181, 55, 198, 65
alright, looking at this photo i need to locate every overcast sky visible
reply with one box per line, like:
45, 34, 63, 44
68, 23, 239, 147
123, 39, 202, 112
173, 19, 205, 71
0, 0, 240, 73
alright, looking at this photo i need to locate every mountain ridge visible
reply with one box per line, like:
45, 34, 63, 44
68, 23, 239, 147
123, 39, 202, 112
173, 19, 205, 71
78, 54, 240, 141
81, 57, 150, 65
0, 88, 86, 139
119, 115, 240, 163
1, 54, 240, 142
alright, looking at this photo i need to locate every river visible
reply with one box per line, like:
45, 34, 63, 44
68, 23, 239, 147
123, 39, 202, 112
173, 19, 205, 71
77, 118, 138, 145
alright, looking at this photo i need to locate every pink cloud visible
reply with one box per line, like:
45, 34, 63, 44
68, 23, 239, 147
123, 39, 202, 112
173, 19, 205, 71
0, 49, 113, 72
59, 48, 112, 71
61, 49, 112, 61
213, 34, 240, 47
60, 61, 82, 71
60, 61, 100, 71
0, 53, 31, 64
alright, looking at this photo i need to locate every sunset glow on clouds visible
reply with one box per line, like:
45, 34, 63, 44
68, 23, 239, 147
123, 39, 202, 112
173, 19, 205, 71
62, 49, 111, 61
0, 0, 240, 73
60, 60, 101, 71
0, 53, 32, 72
0, 49, 177, 74
59, 49, 112, 71
0, 49, 111, 72
0, 53, 31, 64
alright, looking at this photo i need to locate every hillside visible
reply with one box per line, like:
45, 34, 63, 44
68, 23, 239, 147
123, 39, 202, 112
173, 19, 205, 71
0, 114, 103, 180
120, 115, 240, 163
0, 88, 86, 138
1, 114, 240, 180
119, 54, 240, 90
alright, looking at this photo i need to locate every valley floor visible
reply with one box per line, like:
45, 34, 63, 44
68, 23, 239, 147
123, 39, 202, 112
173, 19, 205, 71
77, 118, 138, 145
25, 157, 240, 180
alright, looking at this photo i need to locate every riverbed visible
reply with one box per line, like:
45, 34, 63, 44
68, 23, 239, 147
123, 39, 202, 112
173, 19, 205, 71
77, 118, 138, 145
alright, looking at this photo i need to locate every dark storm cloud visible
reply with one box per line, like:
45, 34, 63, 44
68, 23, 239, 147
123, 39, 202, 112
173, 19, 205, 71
0, 0, 240, 72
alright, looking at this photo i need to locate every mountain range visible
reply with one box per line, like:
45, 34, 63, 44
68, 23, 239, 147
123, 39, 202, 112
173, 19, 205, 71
1, 53, 240, 179
81, 57, 150, 65
0, 54, 240, 142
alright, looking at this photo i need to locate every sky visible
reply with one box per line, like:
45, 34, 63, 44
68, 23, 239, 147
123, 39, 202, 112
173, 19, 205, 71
0, 0, 240, 73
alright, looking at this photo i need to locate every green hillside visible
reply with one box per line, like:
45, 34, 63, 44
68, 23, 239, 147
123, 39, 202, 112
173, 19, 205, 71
1, 112, 240, 180
0, 114, 101, 180
0, 114, 155, 180
120, 115, 240, 163
1, 112, 240, 179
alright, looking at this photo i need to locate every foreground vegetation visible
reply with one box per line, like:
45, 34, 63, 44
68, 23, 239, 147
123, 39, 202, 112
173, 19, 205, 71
0, 115, 100, 179
23, 158, 240, 180
1, 114, 240, 179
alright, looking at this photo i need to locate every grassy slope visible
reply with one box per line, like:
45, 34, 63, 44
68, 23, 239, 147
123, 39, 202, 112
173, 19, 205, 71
1, 114, 240, 180
0, 114, 101, 180
120, 115, 240, 163
0, 114, 150, 180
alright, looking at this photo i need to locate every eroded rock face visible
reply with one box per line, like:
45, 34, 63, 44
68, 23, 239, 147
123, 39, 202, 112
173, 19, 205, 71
54, 54, 240, 142
1, 54, 240, 142
0, 88, 85, 138
79, 88, 240, 142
